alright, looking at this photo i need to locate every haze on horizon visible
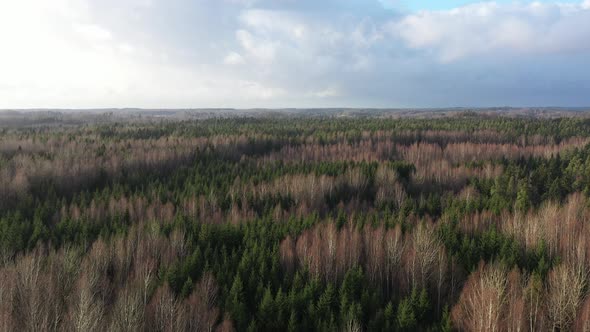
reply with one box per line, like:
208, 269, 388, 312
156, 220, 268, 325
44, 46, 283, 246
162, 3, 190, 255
1, 0, 590, 109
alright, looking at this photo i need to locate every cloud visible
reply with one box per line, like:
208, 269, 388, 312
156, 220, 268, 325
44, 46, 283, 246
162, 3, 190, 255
389, 2, 590, 62
224, 52, 245, 65
73, 23, 112, 41
0, 0, 289, 108
233, 8, 385, 77
0, 0, 589, 108
236, 29, 277, 63
312, 87, 341, 98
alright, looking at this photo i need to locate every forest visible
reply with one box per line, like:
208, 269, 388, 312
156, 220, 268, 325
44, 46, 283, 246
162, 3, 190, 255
3, 110, 590, 331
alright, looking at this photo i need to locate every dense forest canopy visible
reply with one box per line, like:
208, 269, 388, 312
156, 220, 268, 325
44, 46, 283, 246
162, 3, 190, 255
3, 110, 590, 331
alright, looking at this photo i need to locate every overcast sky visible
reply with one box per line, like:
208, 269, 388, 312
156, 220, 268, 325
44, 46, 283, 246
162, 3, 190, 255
1, 0, 589, 108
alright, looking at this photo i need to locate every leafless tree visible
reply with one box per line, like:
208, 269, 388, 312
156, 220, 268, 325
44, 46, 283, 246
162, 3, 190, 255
547, 263, 586, 331
110, 284, 144, 332
452, 262, 508, 332
68, 272, 105, 332
147, 284, 184, 332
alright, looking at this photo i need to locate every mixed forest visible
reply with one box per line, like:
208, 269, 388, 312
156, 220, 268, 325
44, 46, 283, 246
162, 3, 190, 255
3, 110, 590, 331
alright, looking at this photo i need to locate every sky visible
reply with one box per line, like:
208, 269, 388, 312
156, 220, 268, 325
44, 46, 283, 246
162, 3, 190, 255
1, 0, 589, 109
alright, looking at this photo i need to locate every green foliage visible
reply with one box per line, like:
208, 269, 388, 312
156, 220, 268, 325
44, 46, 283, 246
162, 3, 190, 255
515, 180, 531, 212
396, 297, 417, 330
440, 305, 453, 332
227, 275, 248, 331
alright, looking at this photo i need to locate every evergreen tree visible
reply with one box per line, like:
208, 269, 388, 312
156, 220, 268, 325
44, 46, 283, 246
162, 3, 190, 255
515, 180, 531, 212
397, 298, 417, 331
287, 310, 299, 332
440, 305, 452, 332
258, 287, 276, 330
384, 302, 395, 331
180, 277, 193, 298
227, 275, 248, 330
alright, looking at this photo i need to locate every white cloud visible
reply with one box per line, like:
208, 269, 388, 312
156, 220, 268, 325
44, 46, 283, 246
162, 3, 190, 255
73, 23, 112, 41
351, 24, 382, 49
236, 29, 277, 62
118, 43, 135, 54
312, 87, 340, 98
240, 10, 306, 38
233, 8, 383, 74
240, 81, 285, 99
390, 2, 590, 62
224, 52, 245, 65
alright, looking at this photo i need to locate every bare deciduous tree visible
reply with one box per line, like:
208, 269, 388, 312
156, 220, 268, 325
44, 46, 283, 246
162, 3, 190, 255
547, 263, 586, 331
452, 263, 508, 332
110, 285, 144, 332
69, 272, 104, 332
183, 272, 220, 332
147, 284, 184, 332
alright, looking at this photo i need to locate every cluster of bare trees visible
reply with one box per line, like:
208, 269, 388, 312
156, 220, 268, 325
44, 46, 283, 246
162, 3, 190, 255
0, 130, 296, 210
390, 130, 563, 146
51, 163, 406, 231
0, 224, 228, 331
0, 136, 207, 208
56, 195, 178, 227
280, 221, 458, 308
237, 174, 337, 210
262, 140, 396, 163
399, 139, 588, 166
374, 165, 407, 207
291, 129, 572, 147
411, 160, 502, 190
258, 137, 585, 191
233, 167, 376, 207
57, 193, 245, 228
146, 274, 230, 332
448, 194, 590, 331
263, 136, 587, 164
452, 262, 589, 331
459, 193, 590, 272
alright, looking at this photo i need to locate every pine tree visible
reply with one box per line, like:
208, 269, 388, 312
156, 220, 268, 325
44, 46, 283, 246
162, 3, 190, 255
247, 319, 258, 332
287, 310, 299, 332
384, 302, 395, 331
258, 287, 276, 330
316, 283, 335, 319
397, 298, 416, 331
275, 288, 287, 328
515, 180, 531, 212
226, 275, 247, 330
416, 288, 430, 321
440, 305, 452, 332
180, 277, 193, 298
